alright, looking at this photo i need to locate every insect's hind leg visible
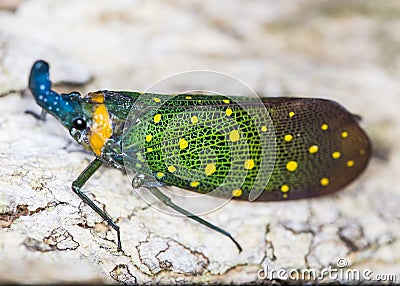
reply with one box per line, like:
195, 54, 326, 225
131, 173, 166, 189
72, 158, 122, 251
147, 187, 242, 252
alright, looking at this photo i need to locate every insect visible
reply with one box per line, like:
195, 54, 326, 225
28, 60, 371, 252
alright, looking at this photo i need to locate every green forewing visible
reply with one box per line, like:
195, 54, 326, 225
114, 92, 371, 201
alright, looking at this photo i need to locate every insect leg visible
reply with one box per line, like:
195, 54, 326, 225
131, 173, 165, 189
148, 187, 242, 252
25, 109, 47, 121
72, 158, 122, 251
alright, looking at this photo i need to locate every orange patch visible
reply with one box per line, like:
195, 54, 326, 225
89, 103, 112, 156
86, 92, 105, 104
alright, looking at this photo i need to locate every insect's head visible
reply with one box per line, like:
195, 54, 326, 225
29, 60, 112, 156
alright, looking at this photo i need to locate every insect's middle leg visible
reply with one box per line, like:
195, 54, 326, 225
71, 158, 122, 250
148, 187, 242, 252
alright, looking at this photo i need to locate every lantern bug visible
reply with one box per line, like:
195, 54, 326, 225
27, 60, 371, 252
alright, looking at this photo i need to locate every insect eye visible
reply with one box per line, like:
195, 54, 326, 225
72, 117, 87, 130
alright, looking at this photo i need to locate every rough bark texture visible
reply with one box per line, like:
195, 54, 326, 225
0, 0, 399, 284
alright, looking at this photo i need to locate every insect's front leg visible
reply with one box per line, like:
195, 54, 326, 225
71, 158, 122, 251
147, 187, 242, 252
25, 109, 47, 121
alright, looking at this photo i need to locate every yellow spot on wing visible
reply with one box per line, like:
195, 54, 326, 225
89, 103, 112, 156
309, 145, 318, 154
226, 108, 233, 116
289, 111, 295, 118
223, 99, 230, 104
185, 96, 192, 99
281, 185, 289, 193
168, 165, 176, 173
346, 160, 355, 167
244, 159, 254, 170
146, 134, 152, 142
286, 161, 298, 172
154, 114, 161, 123
232, 189, 242, 197
205, 163, 216, 176
229, 130, 240, 142
284, 134, 293, 142
191, 116, 198, 124
332, 151, 341, 159
190, 181, 200, 187
153, 97, 161, 103
341, 131, 348, 138
320, 177, 329, 186
147, 147, 153, 152
321, 123, 329, 131
261, 126, 267, 132
137, 153, 145, 162
156, 172, 164, 178
179, 138, 188, 150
